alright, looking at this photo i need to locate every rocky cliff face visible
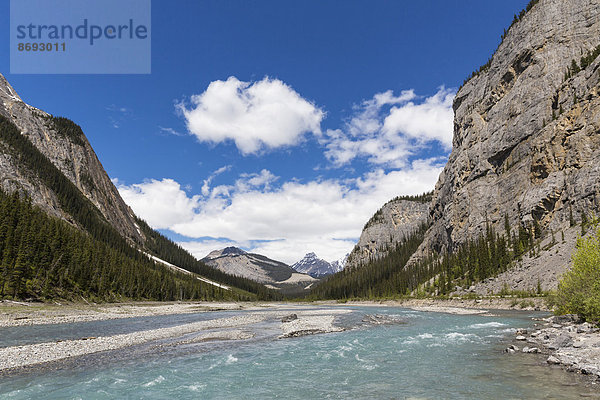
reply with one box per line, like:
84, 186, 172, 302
0, 74, 144, 244
347, 198, 429, 267
416, 0, 600, 259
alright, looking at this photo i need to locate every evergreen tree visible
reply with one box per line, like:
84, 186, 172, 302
308, 218, 536, 300
581, 211, 589, 227
0, 114, 282, 302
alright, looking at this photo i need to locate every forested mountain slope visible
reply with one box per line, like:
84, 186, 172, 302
0, 74, 144, 245
0, 75, 280, 301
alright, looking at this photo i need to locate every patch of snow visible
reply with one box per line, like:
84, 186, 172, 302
133, 222, 142, 236
142, 251, 231, 290
280, 272, 316, 284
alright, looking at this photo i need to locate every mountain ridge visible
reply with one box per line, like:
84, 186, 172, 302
290, 252, 344, 278
418, 0, 600, 259
346, 195, 430, 268
0, 75, 281, 301
202, 246, 316, 295
0, 74, 144, 245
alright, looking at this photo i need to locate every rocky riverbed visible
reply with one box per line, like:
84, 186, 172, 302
0, 300, 260, 328
0, 307, 351, 372
506, 314, 600, 380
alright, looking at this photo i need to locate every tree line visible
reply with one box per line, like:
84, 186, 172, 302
0, 114, 281, 301
137, 218, 283, 301
309, 214, 540, 300
0, 114, 129, 252
308, 222, 429, 299
363, 191, 432, 230
0, 189, 238, 301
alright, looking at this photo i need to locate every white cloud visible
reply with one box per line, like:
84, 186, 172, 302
324, 129, 412, 168
324, 87, 455, 167
117, 178, 199, 229
158, 126, 184, 137
235, 169, 278, 192
178, 76, 324, 155
372, 89, 416, 107
201, 165, 232, 196
178, 239, 242, 260
250, 238, 356, 266
117, 160, 443, 264
383, 87, 454, 148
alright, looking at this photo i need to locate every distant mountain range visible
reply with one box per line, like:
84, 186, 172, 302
201, 247, 316, 296
291, 252, 345, 278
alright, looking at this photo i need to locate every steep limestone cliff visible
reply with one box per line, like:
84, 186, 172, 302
347, 198, 429, 267
0, 74, 144, 244
417, 0, 600, 260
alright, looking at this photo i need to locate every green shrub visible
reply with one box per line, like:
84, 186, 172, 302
555, 224, 600, 322
519, 299, 535, 309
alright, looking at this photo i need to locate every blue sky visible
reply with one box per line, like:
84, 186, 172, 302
1, 0, 529, 264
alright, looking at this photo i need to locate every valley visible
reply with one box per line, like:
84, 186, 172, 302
1, 0, 600, 397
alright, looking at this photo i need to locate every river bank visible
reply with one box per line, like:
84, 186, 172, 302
313, 296, 550, 313
506, 314, 600, 381
328, 297, 600, 381
0, 296, 549, 328
0, 300, 270, 328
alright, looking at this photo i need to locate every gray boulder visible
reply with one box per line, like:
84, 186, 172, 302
549, 334, 573, 350
281, 314, 298, 323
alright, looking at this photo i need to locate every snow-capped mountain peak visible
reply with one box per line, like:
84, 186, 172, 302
291, 252, 345, 278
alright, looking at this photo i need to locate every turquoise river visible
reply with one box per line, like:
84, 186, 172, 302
0, 306, 597, 399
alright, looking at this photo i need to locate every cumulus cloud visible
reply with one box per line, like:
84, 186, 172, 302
117, 178, 199, 229
117, 160, 444, 264
324, 128, 412, 168
324, 87, 455, 167
383, 87, 455, 148
235, 169, 278, 192
178, 76, 324, 154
